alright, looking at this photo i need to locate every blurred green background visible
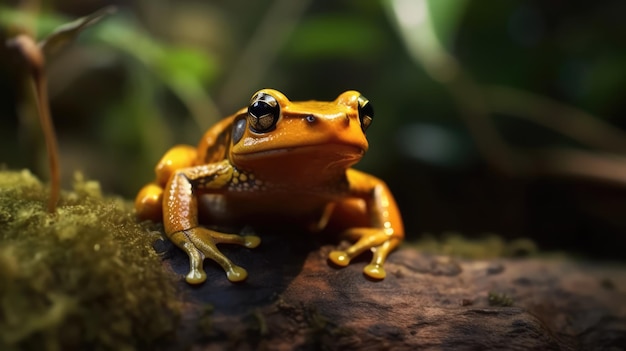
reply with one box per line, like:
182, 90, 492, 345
1, 0, 626, 258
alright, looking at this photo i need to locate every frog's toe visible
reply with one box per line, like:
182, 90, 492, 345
243, 235, 261, 248
363, 263, 386, 280
210, 231, 261, 248
186, 267, 207, 284
172, 234, 209, 284
226, 265, 248, 282
328, 250, 351, 267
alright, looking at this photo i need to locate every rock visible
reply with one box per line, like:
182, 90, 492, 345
161, 232, 626, 350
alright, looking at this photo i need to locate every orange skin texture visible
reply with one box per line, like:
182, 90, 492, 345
135, 89, 404, 284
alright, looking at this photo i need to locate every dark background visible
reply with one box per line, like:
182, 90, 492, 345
1, 0, 626, 258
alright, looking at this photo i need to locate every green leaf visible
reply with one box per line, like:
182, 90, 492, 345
384, 0, 468, 82
157, 46, 217, 84
0, 6, 66, 37
39, 6, 117, 57
94, 14, 219, 129
95, 15, 217, 83
285, 15, 384, 59
426, 0, 468, 47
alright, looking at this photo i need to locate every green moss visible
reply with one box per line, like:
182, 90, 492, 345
0, 169, 179, 350
407, 232, 539, 259
488, 291, 514, 307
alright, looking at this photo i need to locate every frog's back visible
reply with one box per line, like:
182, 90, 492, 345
196, 110, 245, 165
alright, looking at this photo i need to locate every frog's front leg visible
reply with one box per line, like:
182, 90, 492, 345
164, 160, 260, 284
328, 169, 404, 279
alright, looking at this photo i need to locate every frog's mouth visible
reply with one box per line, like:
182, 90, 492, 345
236, 143, 364, 158
233, 143, 365, 168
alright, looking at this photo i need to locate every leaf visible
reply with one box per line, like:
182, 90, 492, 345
95, 15, 220, 129
0, 6, 65, 37
285, 15, 385, 59
384, 0, 468, 82
157, 46, 217, 84
426, 0, 468, 47
39, 6, 117, 57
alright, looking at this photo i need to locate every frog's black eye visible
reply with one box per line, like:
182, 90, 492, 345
357, 95, 374, 132
247, 92, 279, 133
232, 117, 246, 145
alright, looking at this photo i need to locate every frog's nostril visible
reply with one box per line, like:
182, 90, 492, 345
305, 115, 316, 123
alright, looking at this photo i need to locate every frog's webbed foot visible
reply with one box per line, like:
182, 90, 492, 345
328, 228, 400, 280
169, 227, 260, 284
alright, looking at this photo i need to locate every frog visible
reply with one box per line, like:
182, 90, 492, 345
134, 89, 404, 284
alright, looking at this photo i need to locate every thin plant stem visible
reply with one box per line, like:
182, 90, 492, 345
32, 70, 60, 212
10, 34, 60, 213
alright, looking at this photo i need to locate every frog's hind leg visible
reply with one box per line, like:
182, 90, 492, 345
170, 227, 260, 284
135, 183, 164, 222
134, 145, 198, 222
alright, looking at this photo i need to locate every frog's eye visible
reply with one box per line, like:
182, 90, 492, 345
357, 95, 374, 132
247, 92, 279, 133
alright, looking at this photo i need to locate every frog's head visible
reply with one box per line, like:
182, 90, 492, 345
229, 89, 373, 172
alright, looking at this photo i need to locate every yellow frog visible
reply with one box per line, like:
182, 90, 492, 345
135, 89, 404, 284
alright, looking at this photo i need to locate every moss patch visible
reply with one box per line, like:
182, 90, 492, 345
0, 169, 179, 350
406, 232, 542, 259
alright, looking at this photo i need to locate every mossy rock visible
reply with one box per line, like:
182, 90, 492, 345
0, 169, 179, 351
